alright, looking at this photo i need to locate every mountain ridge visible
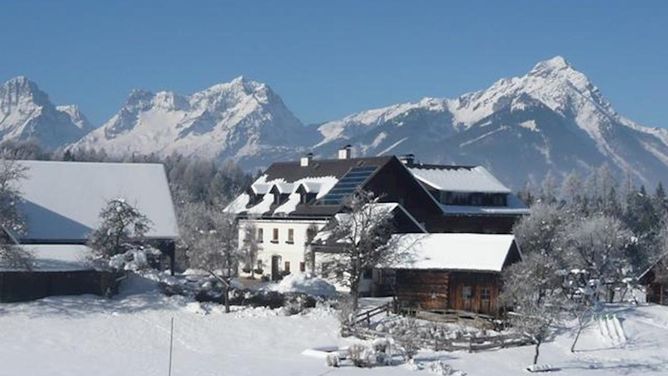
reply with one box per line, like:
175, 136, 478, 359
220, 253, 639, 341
2, 57, 667, 188
0, 76, 92, 149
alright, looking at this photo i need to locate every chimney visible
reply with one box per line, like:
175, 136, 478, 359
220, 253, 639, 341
399, 154, 415, 166
300, 153, 313, 167
338, 145, 352, 160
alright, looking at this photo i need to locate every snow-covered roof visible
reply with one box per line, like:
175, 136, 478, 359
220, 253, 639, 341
386, 233, 517, 272
16, 160, 179, 242
0, 245, 94, 272
271, 182, 294, 194
273, 193, 301, 215
409, 165, 511, 194
250, 183, 270, 194
224, 174, 339, 215
297, 182, 321, 193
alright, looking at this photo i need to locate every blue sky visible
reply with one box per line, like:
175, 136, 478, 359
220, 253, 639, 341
1, 0, 666, 127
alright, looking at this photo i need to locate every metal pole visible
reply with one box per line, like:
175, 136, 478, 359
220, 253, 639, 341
168, 317, 174, 376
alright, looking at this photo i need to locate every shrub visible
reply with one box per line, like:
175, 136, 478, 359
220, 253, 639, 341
348, 343, 376, 367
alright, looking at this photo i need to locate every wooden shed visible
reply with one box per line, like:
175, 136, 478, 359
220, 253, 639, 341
639, 253, 668, 305
384, 233, 521, 316
0, 245, 120, 302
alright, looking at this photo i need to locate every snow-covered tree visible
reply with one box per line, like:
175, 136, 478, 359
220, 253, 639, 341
304, 223, 319, 275
560, 170, 584, 208
623, 186, 664, 270
321, 190, 404, 311
184, 208, 240, 313
0, 159, 33, 269
0, 159, 28, 235
539, 170, 559, 203
513, 202, 566, 258
241, 221, 261, 279
501, 252, 564, 366
558, 215, 633, 302
88, 198, 152, 260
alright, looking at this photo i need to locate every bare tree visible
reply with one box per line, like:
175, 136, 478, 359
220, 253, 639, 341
501, 252, 564, 366
319, 190, 403, 311
0, 159, 33, 270
184, 207, 240, 313
562, 270, 599, 352
241, 221, 261, 279
88, 198, 152, 260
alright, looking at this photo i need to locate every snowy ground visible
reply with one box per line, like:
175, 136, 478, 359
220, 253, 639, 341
1, 278, 668, 375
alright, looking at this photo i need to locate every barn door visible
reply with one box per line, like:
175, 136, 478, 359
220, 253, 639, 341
478, 286, 492, 314
461, 285, 473, 311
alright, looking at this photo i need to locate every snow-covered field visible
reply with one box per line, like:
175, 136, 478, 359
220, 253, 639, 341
1, 278, 668, 375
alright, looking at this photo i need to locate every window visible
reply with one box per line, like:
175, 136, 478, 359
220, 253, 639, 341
271, 228, 279, 243
480, 287, 491, 302
443, 191, 471, 205
257, 228, 264, 243
284, 261, 291, 274
300, 192, 316, 204
492, 194, 507, 206
462, 286, 473, 301
300, 261, 306, 272
287, 228, 294, 244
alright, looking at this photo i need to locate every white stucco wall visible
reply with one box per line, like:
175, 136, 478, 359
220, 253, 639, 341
238, 218, 328, 278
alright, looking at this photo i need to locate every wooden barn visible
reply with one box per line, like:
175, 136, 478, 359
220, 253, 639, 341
383, 233, 522, 316
0, 160, 179, 302
639, 253, 668, 305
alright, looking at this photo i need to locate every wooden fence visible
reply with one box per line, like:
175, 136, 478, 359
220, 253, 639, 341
344, 303, 529, 352
350, 326, 530, 353
353, 302, 393, 326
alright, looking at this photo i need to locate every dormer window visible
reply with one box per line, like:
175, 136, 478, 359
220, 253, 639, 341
247, 183, 270, 207
246, 189, 265, 207
296, 183, 320, 205
300, 193, 316, 204
269, 183, 292, 206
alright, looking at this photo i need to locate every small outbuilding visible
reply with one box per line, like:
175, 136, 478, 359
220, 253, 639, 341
383, 233, 521, 316
638, 253, 668, 305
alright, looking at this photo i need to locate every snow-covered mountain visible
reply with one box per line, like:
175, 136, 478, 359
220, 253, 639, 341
0, 77, 92, 149
313, 56, 668, 188
4, 57, 668, 188
74, 76, 317, 166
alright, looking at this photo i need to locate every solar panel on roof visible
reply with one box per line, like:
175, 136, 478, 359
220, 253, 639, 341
318, 166, 377, 205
